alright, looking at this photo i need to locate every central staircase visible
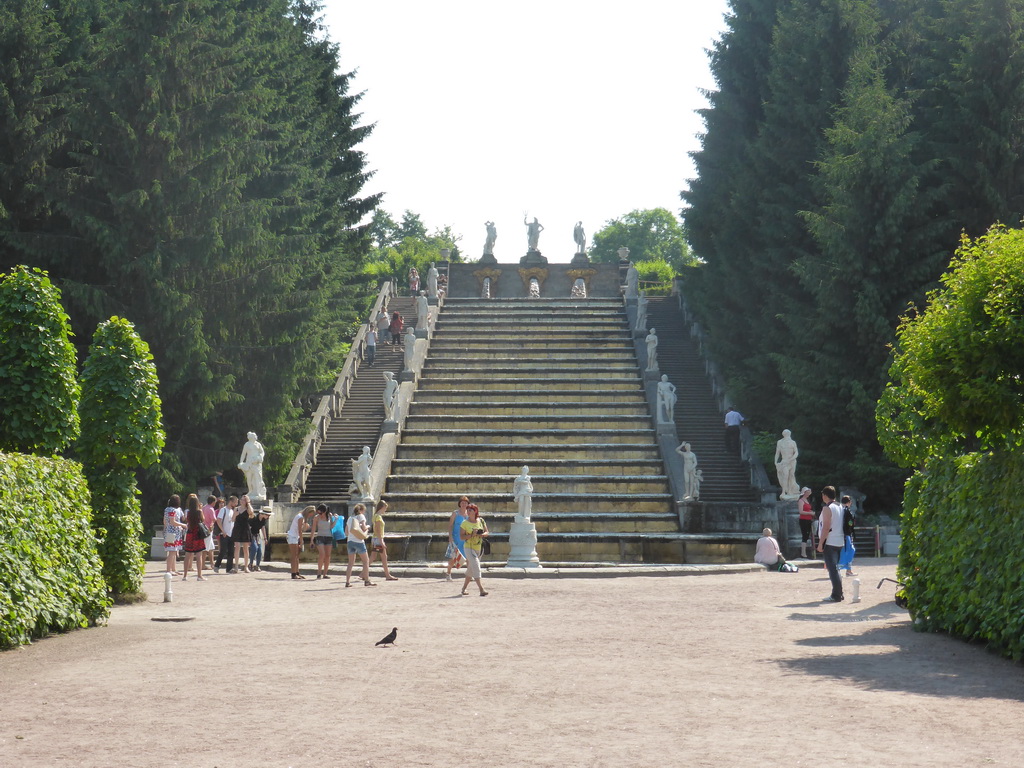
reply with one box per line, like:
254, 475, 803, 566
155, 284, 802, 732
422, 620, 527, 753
383, 297, 683, 563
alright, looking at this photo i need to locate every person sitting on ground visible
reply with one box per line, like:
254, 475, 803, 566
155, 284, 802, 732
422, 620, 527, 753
754, 527, 786, 567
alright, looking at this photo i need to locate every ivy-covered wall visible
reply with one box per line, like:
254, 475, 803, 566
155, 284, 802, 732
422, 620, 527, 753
0, 452, 111, 649
901, 450, 1024, 661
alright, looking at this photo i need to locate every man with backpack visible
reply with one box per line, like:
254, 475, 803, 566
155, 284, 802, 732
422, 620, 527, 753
816, 485, 845, 602
837, 494, 856, 577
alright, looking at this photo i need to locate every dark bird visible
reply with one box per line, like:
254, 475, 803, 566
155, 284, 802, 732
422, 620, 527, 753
376, 627, 398, 647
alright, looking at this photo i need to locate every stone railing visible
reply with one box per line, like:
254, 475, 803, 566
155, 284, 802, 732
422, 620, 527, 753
276, 280, 397, 502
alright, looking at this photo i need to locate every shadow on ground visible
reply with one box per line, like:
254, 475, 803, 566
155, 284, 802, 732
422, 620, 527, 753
776, 622, 1024, 702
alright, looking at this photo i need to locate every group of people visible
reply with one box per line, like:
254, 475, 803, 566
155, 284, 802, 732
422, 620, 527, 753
284, 499, 400, 586
165, 491, 494, 595
366, 305, 405, 366
163, 493, 271, 580
757, 485, 858, 601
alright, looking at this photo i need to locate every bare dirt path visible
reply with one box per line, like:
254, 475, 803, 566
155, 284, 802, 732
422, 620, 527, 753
0, 557, 1021, 768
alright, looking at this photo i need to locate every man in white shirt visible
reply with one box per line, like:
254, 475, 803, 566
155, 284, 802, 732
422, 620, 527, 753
724, 406, 745, 455
816, 485, 845, 602
213, 495, 238, 574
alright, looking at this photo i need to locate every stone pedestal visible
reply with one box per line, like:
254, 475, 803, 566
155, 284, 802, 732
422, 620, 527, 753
415, 328, 428, 339
570, 251, 590, 265
506, 520, 542, 568
479, 252, 498, 265
381, 419, 399, 434
520, 249, 547, 266
399, 369, 415, 383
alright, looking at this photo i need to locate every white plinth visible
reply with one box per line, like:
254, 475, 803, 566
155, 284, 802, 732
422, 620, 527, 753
506, 520, 542, 568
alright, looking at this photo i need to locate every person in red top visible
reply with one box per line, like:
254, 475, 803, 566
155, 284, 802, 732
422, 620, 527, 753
798, 486, 813, 558
389, 311, 404, 346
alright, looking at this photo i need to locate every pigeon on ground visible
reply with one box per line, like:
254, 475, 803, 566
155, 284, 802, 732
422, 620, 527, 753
376, 627, 398, 646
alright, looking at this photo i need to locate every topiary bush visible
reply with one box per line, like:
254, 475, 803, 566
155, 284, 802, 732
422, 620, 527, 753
77, 317, 164, 597
0, 266, 80, 455
900, 451, 1024, 660
0, 452, 111, 649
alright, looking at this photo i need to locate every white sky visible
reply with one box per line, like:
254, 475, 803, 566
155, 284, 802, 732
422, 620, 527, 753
322, 1, 731, 263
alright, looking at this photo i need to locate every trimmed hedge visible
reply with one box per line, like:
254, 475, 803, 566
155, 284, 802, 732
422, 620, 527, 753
900, 450, 1024, 661
0, 452, 111, 649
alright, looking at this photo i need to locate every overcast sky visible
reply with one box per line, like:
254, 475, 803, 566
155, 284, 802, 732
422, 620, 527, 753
322, 1, 731, 262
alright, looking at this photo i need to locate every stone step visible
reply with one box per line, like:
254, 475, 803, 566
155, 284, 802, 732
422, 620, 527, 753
408, 402, 649, 417
389, 458, 665, 474
421, 363, 641, 375
402, 415, 653, 431
395, 443, 663, 460
431, 334, 633, 345
412, 390, 648, 404
380, 493, 674, 515
355, 532, 754, 564
385, 474, 671, 495
416, 377, 644, 391
427, 349, 636, 361
401, 429, 657, 445
383, 511, 680, 534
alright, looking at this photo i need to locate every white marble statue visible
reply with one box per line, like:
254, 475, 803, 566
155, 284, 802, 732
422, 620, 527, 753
416, 290, 429, 330
676, 442, 699, 501
635, 290, 648, 333
513, 465, 533, 522
774, 428, 801, 499
625, 262, 639, 298
529, 277, 540, 298
657, 375, 677, 424
427, 262, 439, 298
351, 445, 373, 499
404, 329, 416, 370
382, 371, 399, 420
645, 328, 658, 371
574, 221, 586, 253
570, 278, 587, 298
237, 432, 267, 500
524, 215, 544, 251
484, 221, 497, 255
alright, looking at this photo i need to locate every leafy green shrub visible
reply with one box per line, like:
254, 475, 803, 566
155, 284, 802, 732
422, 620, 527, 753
900, 451, 1024, 660
0, 266, 80, 454
77, 318, 164, 597
0, 452, 111, 649
635, 259, 675, 296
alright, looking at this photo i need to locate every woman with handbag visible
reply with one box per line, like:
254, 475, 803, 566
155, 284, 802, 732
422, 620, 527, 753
459, 503, 489, 597
345, 503, 376, 587
444, 496, 469, 581
182, 494, 208, 581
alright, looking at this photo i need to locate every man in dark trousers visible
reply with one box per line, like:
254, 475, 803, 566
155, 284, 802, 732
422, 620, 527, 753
816, 485, 845, 602
724, 406, 745, 455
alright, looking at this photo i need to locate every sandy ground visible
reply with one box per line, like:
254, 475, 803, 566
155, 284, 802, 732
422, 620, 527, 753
0, 556, 1022, 768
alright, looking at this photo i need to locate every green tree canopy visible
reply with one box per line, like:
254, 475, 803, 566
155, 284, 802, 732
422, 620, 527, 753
588, 208, 693, 270
0, 266, 79, 454
877, 226, 1024, 467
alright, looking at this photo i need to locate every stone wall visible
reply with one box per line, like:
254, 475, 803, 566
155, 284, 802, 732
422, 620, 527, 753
448, 261, 621, 299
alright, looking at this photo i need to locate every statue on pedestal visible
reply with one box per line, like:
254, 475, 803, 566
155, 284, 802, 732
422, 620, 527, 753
635, 290, 648, 333
416, 290, 429, 330
404, 329, 416, 370
573, 221, 586, 253
657, 375, 677, 424
774, 429, 801, 499
524, 215, 544, 251
351, 446, 373, 499
676, 442, 699, 501
484, 221, 497, 255
625, 262, 639, 298
382, 371, 399, 420
513, 466, 533, 522
645, 328, 659, 371
237, 431, 266, 500
427, 262, 439, 298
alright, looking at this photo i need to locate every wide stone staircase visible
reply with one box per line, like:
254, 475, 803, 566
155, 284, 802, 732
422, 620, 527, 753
299, 296, 415, 504
645, 297, 757, 503
383, 297, 688, 563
